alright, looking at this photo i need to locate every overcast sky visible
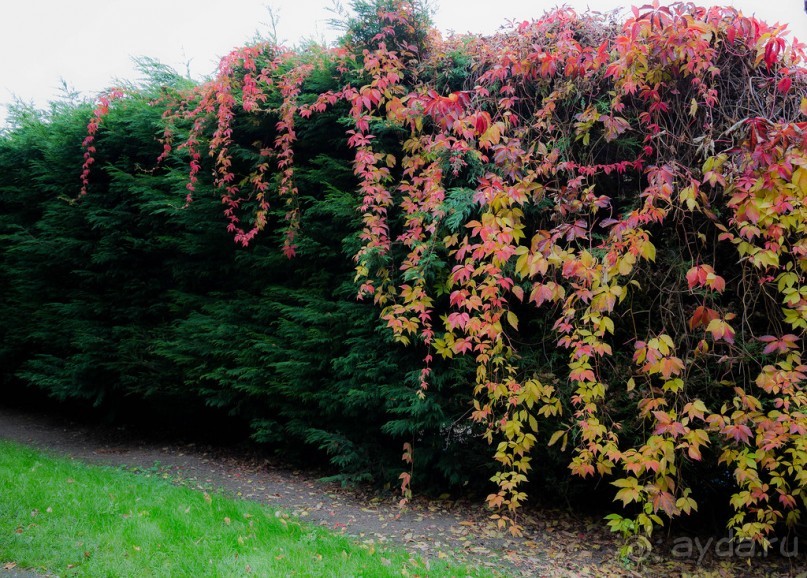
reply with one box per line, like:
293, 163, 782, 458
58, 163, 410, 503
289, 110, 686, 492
1, 0, 805, 127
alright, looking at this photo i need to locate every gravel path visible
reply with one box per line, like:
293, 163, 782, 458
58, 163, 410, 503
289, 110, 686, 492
4, 405, 800, 577
1, 566, 52, 578
0, 405, 627, 577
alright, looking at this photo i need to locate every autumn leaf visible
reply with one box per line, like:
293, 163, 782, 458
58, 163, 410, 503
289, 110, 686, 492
706, 318, 735, 344
612, 477, 642, 506
722, 423, 753, 444
601, 115, 631, 142
548, 430, 566, 447
473, 111, 491, 135
685, 264, 725, 293
688, 305, 720, 330
777, 76, 792, 94
651, 491, 677, 516
758, 334, 799, 355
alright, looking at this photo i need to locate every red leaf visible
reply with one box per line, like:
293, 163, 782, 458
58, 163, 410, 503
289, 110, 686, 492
686, 264, 725, 293
474, 111, 491, 135
689, 306, 719, 330
722, 423, 752, 444
764, 38, 784, 70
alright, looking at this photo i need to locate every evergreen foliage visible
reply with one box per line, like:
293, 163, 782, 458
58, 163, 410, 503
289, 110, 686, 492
0, 51, 485, 494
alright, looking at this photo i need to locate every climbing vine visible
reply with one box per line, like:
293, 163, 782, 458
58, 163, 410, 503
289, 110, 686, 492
80, 0, 807, 551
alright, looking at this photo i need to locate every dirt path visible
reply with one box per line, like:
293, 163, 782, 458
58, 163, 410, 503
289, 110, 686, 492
1, 405, 801, 577
0, 405, 629, 577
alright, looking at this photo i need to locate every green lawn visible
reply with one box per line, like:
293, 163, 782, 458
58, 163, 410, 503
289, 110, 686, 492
0, 440, 490, 577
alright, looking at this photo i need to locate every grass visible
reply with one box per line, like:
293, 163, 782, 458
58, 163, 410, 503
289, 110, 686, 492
0, 440, 492, 577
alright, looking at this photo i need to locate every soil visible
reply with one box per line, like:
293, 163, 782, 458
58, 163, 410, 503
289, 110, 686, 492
0, 405, 803, 577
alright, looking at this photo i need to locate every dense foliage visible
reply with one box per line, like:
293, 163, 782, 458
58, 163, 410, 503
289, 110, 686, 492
3, 0, 806, 555
0, 61, 486, 492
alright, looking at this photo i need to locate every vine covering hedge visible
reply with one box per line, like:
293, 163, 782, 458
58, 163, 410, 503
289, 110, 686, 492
3, 0, 807, 552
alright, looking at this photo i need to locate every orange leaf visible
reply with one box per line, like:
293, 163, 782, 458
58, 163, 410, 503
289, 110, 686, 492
651, 491, 678, 515
689, 305, 719, 330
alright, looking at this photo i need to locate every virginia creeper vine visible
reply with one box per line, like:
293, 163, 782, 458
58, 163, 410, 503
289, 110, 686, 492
80, 0, 807, 550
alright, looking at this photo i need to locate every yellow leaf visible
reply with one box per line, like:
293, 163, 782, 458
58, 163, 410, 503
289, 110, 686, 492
480, 122, 502, 147
548, 430, 565, 447
793, 167, 807, 194
617, 257, 632, 276
676, 496, 698, 515
506, 310, 519, 330
612, 477, 642, 506
641, 241, 656, 262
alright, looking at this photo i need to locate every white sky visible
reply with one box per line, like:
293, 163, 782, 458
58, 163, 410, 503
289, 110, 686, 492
1, 0, 805, 127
